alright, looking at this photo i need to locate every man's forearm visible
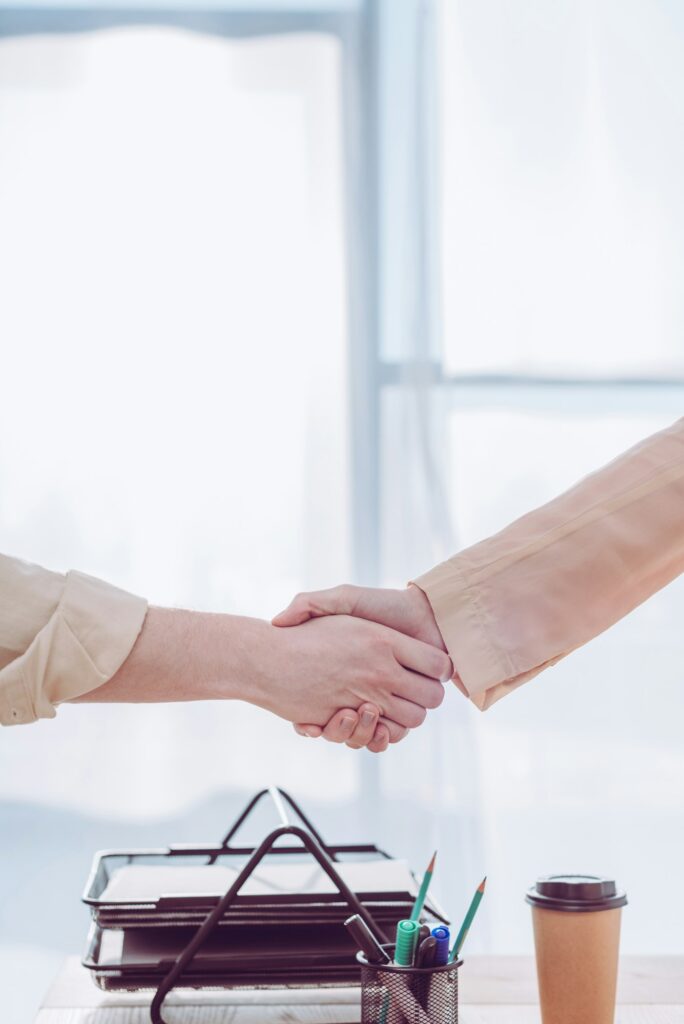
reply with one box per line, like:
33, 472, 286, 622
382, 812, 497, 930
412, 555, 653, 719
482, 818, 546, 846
74, 607, 267, 705
72, 599, 450, 740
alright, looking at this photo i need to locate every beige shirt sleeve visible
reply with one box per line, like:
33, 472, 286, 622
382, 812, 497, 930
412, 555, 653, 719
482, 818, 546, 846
0, 554, 148, 725
414, 417, 684, 711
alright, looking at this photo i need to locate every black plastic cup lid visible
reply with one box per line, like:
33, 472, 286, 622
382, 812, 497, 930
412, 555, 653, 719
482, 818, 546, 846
526, 875, 627, 913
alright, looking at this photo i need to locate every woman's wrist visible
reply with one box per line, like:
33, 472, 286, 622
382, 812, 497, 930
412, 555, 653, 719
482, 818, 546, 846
405, 583, 447, 651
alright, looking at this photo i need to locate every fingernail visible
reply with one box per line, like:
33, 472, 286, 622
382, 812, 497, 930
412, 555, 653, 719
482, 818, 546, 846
361, 710, 376, 727
340, 716, 355, 735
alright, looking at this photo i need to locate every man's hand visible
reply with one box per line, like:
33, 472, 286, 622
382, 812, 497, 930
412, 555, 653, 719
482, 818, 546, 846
77, 607, 448, 745
258, 613, 449, 729
273, 584, 452, 749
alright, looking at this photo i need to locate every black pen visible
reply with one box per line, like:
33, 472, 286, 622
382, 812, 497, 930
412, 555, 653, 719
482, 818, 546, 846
414, 924, 430, 964
415, 935, 437, 968
344, 914, 391, 964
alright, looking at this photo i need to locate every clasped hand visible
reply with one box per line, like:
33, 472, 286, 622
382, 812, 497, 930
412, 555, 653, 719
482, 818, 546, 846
271, 584, 452, 753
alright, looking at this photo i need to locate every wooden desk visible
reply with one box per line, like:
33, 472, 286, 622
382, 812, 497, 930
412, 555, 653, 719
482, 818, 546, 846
36, 956, 684, 1023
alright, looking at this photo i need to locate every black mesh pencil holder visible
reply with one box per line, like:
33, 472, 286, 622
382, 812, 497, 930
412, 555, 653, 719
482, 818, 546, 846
359, 948, 462, 1024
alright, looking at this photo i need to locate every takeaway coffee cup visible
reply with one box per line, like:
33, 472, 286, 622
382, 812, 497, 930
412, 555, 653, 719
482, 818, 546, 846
526, 875, 627, 1024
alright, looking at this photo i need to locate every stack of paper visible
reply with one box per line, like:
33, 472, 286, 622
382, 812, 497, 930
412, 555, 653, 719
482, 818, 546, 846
83, 855, 448, 990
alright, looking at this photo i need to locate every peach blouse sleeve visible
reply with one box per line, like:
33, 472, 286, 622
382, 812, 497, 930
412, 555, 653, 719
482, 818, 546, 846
0, 554, 148, 725
413, 418, 684, 710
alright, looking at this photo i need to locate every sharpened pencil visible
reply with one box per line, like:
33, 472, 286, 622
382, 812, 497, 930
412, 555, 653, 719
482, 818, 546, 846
449, 877, 486, 961
410, 850, 437, 922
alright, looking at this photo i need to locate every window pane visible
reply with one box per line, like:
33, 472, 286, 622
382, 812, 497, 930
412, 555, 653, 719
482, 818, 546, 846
0, 25, 352, 807
442, 1, 684, 376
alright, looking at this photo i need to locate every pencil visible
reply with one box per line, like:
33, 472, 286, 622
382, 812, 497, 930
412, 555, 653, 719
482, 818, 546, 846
448, 877, 486, 961
410, 850, 437, 922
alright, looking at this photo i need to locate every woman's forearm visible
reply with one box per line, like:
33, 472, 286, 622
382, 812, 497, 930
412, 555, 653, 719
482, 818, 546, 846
416, 416, 684, 708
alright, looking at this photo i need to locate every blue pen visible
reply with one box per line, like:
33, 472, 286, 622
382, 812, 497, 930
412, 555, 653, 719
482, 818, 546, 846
431, 925, 450, 966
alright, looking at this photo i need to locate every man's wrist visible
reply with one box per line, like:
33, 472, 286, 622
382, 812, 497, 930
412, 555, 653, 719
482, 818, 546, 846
74, 607, 272, 706
197, 612, 279, 707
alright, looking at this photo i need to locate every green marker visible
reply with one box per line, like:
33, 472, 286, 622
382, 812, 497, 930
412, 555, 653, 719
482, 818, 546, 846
379, 990, 390, 1024
394, 919, 420, 965
449, 877, 486, 962
410, 851, 437, 922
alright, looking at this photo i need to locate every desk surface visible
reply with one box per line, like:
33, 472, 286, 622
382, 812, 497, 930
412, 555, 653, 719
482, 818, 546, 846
36, 956, 684, 1023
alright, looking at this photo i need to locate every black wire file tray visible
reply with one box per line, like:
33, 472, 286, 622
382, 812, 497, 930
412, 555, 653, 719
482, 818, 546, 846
81, 787, 448, 1024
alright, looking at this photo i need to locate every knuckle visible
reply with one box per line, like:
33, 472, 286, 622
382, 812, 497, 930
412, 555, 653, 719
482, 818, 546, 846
364, 665, 381, 688
375, 632, 393, 656
427, 684, 445, 710
365, 634, 383, 660
369, 662, 391, 687
433, 652, 452, 679
324, 719, 353, 741
388, 725, 409, 743
409, 705, 427, 728
328, 582, 358, 614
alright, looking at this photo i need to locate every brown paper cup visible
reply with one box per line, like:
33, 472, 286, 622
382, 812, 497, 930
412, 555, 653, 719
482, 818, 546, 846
527, 875, 627, 1024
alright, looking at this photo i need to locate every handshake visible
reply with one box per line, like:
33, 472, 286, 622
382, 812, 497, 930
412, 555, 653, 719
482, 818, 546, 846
268, 583, 454, 754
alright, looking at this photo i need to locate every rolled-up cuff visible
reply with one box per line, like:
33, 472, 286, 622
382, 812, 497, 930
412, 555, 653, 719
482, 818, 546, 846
412, 565, 555, 710
0, 571, 148, 726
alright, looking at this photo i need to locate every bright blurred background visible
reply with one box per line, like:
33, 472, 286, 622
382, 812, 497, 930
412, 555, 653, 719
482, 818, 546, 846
1, 1, 683, 1020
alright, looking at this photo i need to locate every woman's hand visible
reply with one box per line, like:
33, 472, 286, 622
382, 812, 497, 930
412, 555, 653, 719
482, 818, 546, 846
274, 583, 447, 650
295, 705, 408, 753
